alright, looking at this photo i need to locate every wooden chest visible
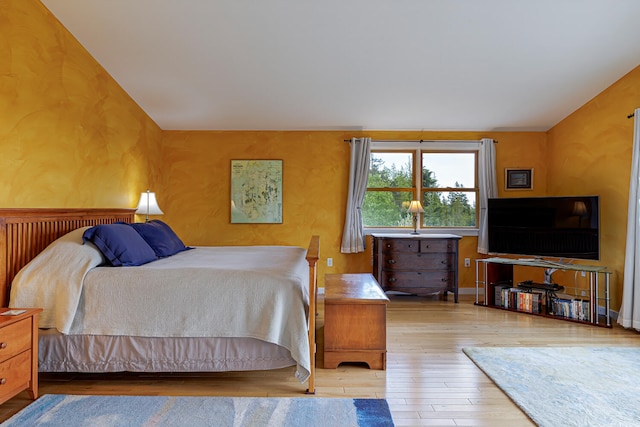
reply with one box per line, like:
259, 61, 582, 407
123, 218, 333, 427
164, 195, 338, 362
324, 273, 389, 370
372, 234, 461, 301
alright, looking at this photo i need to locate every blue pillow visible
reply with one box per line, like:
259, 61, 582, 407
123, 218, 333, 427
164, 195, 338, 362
129, 220, 190, 258
83, 224, 158, 267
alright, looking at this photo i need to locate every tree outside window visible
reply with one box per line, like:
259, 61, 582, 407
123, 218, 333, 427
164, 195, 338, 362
363, 149, 478, 230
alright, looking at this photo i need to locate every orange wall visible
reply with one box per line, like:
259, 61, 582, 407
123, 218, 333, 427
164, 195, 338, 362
0, 0, 162, 209
6, 1, 637, 307
161, 130, 547, 288
547, 65, 640, 309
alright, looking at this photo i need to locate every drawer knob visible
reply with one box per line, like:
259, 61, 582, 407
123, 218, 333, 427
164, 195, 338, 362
0, 342, 6, 349
441, 278, 448, 282
386, 244, 392, 248
0, 378, 5, 385
388, 277, 397, 283
387, 259, 396, 264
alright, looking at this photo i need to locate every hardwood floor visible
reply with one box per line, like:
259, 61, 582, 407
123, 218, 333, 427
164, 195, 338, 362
1, 294, 638, 426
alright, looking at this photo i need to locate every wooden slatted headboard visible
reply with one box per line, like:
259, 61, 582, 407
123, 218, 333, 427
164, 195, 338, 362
0, 208, 135, 307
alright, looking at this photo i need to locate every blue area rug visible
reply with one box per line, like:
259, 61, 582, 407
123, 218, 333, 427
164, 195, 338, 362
2, 395, 394, 426
463, 346, 640, 427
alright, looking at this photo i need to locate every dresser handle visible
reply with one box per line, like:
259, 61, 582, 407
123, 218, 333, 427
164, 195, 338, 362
386, 244, 392, 248
0, 378, 5, 385
0, 342, 6, 349
388, 277, 396, 283
441, 278, 448, 282
441, 260, 447, 264
387, 259, 396, 264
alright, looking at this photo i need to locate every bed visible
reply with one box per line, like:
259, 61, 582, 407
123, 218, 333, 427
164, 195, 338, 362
0, 208, 319, 393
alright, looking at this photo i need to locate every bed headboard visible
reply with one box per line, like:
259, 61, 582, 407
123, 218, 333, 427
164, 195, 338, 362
0, 208, 135, 307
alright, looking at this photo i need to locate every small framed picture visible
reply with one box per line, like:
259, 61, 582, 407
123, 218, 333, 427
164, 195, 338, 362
505, 168, 533, 190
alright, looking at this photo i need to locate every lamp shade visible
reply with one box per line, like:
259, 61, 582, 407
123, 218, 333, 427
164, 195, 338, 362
572, 201, 588, 217
135, 190, 164, 217
407, 200, 425, 213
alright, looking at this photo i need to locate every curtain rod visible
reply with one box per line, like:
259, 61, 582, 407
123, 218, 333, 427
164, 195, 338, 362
342, 139, 498, 143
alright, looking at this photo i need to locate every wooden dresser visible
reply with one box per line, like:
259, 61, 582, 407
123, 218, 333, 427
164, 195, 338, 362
0, 308, 41, 405
372, 233, 462, 302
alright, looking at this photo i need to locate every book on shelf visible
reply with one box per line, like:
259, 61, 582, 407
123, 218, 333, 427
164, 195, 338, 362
499, 288, 544, 314
550, 295, 591, 322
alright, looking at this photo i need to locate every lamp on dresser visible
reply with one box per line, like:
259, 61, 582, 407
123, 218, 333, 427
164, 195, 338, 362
572, 201, 588, 228
135, 190, 164, 222
407, 200, 424, 235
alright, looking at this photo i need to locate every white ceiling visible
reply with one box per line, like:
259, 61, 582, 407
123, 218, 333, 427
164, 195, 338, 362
41, 0, 640, 132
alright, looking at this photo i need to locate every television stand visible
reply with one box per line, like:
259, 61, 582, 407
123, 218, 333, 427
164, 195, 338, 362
475, 257, 611, 327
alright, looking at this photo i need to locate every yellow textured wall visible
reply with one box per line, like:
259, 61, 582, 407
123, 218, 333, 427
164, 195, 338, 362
15, 0, 632, 305
547, 65, 640, 310
161, 130, 547, 288
0, 0, 162, 209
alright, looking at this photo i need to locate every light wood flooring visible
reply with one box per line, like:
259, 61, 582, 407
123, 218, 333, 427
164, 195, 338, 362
1, 294, 639, 426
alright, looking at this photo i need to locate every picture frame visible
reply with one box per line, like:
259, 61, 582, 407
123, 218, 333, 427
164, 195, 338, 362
505, 168, 533, 190
230, 160, 283, 224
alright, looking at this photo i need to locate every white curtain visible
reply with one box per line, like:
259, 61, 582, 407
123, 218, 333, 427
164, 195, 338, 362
477, 138, 497, 254
341, 137, 371, 253
618, 108, 640, 330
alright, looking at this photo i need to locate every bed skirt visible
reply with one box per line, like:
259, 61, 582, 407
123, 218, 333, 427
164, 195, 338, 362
39, 329, 297, 373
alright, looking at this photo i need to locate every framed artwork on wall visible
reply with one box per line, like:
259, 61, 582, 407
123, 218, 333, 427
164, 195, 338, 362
230, 159, 283, 223
505, 168, 533, 190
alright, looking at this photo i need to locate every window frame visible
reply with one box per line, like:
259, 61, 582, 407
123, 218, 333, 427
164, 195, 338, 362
364, 140, 482, 237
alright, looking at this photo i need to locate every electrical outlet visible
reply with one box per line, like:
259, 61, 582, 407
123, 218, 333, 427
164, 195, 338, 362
464, 258, 471, 267
327, 257, 333, 267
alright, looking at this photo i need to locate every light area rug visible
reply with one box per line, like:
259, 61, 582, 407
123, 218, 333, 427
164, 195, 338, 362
463, 346, 640, 427
1, 394, 394, 427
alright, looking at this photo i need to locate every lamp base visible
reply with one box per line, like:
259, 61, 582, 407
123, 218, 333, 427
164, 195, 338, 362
410, 231, 420, 235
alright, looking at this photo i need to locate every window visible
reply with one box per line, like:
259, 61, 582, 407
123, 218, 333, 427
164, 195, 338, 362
362, 141, 479, 231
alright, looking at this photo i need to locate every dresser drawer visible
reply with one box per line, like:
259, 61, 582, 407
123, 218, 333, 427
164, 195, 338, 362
382, 253, 455, 270
0, 318, 31, 363
420, 239, 457, 253
0, 350, 31, 400
381, 271, 453, 290
379, 239, 420, 253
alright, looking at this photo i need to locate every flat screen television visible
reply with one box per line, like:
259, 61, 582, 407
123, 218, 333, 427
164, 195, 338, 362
487, 196, 600, 260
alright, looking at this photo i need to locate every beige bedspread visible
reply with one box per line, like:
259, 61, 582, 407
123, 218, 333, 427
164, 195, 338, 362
10, 228, 311, 382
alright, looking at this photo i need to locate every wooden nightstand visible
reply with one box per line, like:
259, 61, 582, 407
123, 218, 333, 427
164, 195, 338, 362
0, 308, 41, 405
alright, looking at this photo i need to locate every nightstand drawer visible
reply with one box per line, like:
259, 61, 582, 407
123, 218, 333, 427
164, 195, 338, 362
0, 318, 31, 363
0, 350, 31, 400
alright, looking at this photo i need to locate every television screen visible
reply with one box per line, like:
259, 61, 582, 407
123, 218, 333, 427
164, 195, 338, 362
487, 196, 600, 260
